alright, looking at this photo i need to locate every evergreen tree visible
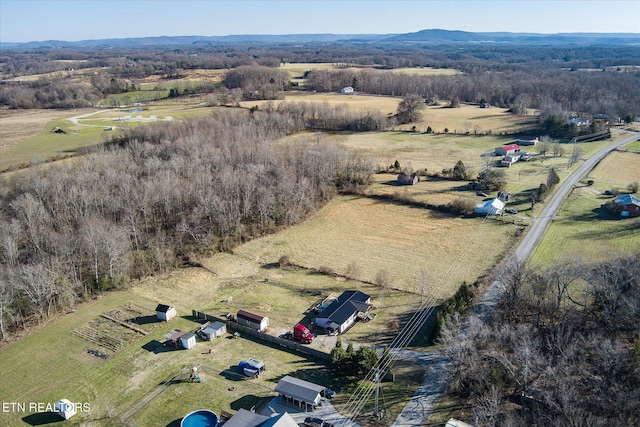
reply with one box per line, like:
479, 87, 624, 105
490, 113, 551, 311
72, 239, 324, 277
547, 168, 560, 189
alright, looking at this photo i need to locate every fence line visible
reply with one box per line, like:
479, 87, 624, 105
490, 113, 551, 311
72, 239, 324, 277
192, 310, 330, 360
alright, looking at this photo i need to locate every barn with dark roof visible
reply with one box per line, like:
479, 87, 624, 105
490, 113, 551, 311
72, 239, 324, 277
314, 290, 371, 334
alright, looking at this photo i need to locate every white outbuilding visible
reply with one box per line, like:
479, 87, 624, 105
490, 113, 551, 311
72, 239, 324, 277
180, 332, 197, 349
155, 304, 177, 322
55, 399, 76, 420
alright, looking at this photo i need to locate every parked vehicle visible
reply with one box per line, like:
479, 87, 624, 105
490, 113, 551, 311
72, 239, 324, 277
320, 388, 336, 399
304, 416, 324, 427
293, 323, 314, 344
280, 331, 294, 340
505, 208, 518, 214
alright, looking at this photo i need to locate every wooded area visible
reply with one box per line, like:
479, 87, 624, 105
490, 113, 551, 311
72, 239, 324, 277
439, 255, 640, 426
0, 109, 373, 339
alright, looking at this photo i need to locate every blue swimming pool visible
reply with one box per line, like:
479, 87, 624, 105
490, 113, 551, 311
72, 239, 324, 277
180, 409, 219, 427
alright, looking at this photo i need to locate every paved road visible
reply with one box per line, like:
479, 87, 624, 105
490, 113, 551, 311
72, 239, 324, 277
388, 131, 640, 427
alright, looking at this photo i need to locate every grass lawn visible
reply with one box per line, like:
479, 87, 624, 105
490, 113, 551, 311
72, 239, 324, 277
624, 139, 640, 151
280, 62, 461, 78
531, 148, 640, 266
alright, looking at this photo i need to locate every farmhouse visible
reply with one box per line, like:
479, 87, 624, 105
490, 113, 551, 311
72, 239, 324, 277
224, 409, 298, 427
199, 321, 227, 340
315, 290, 371, 334
274, 375, 325, 411
495, 144, 521, 156
609, 194, 640, 217
397, 172, 419, 185
340, 86, 354, 94
474, 198, 505, 215
516, 136, 539, 146
155, 304, 177, 322
501, 154, 521, 167
236, 309, 269, 332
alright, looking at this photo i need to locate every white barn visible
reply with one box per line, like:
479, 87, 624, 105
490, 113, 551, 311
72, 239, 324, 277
474, 198, 505, 215
155, 304, 177, 322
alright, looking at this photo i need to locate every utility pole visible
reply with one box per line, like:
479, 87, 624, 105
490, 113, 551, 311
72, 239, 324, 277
374, 369, 380, 418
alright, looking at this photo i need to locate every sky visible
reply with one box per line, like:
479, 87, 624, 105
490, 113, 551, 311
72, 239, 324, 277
1, 0, 639, 43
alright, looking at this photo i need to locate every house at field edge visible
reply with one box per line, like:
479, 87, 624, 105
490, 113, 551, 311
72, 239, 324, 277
314, 290, 371, 334
340, 86, 354, 93
155, 304, 177, 321
610, 194, 640, 217
517, 136, 539, 146
501, 154, 522, 167
495, 144, 521, 156
224, 408, 298, 427
474, 198, 505, 215
236, 309, 269, 332
274, 376, 326, 411
397, 171, 419, 185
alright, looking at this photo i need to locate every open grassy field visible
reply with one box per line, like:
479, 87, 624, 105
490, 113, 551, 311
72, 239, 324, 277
0, 101, 218, 172
624, 139, 640, 151
233, 195, 520, 299
531, 149, 640, 265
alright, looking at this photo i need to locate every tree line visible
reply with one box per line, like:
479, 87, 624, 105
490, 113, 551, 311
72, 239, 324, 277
0, 109, 375, 340
438, 254, 640, 426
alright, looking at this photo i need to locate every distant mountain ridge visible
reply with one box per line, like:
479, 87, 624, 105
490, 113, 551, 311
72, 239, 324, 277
2, 29, 639, 49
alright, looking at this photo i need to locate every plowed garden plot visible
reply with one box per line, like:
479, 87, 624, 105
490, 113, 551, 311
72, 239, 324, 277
71, 305, 155, 353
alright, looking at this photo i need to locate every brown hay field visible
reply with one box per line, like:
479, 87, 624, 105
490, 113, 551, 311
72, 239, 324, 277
233, 195, 520, 298
280, 62, 461, 77
240, 92, 401, 115
586, 150, 640, 190
405, 104, 537, 134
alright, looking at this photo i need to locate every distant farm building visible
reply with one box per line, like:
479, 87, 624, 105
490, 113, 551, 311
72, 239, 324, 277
199, 321, 227, 340
236, 309, 269, 332
474, 198, 505, 215
315, 290, 371, 334
495, 144, 521, 156
340, 86, 354, 94
516, 136, 539, 146
568, 118, 590, 127
155, 304, 177, 321
397, 172, 419, 185
274, 375, 325, 411
501, 154, 521, 167
609, 194, 640, 217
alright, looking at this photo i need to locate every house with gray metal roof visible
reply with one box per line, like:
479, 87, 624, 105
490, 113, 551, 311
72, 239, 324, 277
314, 290, 371, 334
